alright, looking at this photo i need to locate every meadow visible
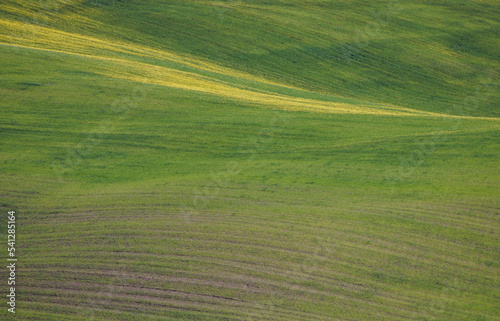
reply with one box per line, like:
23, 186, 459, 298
0, 0, 499, 320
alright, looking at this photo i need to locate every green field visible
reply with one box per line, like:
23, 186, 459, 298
0, 0, 499, 320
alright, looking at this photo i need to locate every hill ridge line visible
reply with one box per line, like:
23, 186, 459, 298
3, 42, 499, 121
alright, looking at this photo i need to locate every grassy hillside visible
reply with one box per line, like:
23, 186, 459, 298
1, 0, 499, 116
0, 0, 499, 320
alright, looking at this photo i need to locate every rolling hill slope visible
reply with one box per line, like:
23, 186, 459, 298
0, 1, 499, 320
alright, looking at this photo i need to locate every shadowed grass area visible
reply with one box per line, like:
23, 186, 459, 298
0, 0, 499, 320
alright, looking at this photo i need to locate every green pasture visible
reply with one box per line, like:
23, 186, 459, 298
0, 1, 499, 320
